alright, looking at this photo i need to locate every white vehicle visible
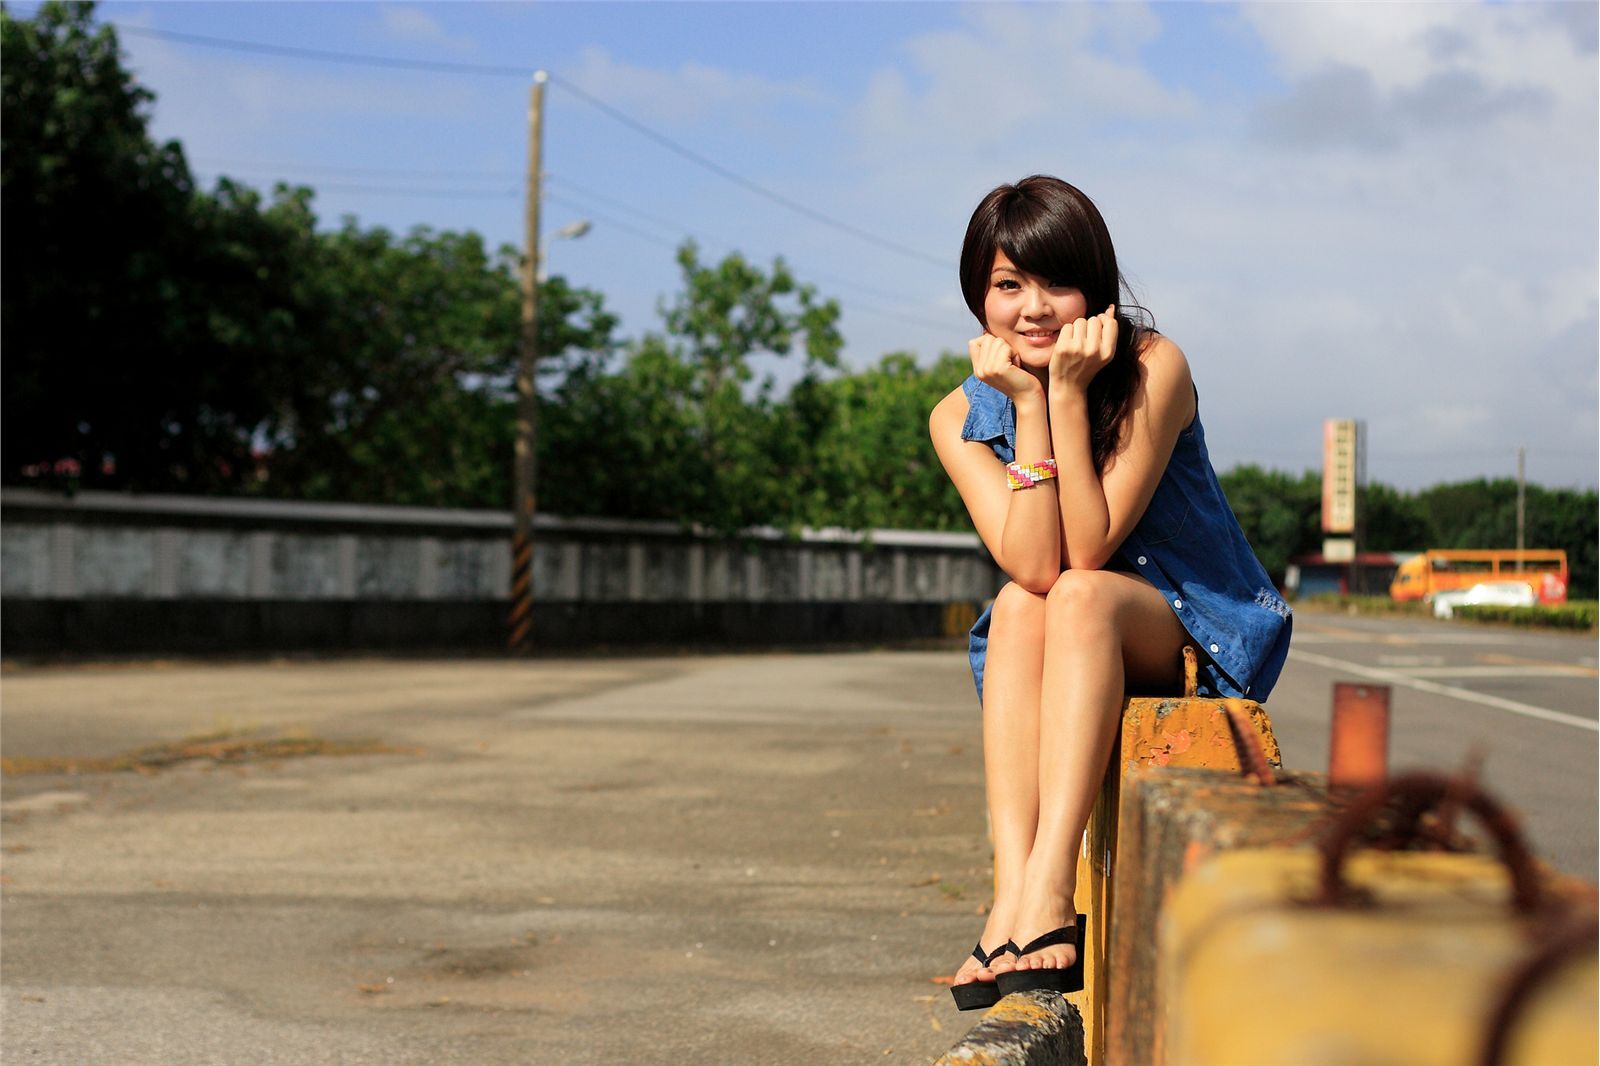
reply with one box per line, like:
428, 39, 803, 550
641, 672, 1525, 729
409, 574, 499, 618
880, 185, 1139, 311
1432, 581, 1538, 620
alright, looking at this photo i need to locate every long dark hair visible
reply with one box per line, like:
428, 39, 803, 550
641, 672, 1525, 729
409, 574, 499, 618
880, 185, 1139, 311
959, 175, 1154, 473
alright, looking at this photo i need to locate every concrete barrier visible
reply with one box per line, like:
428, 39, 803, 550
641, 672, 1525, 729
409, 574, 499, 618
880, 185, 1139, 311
943, 648, 1283, 1064
0, 488, 1003, 653
934, 993, 1086, 1066
1164, 849, 1597, 1065
938, 677, 1597, 1064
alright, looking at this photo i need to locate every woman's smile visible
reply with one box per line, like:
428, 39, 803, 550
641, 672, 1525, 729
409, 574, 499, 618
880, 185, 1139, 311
983, 251, 1087, 365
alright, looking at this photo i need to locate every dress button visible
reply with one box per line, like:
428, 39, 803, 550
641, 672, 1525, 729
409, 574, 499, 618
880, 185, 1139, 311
1137, 556, 1148, 565
1173, 599, 1183, 609
1209, 643, 1220, 654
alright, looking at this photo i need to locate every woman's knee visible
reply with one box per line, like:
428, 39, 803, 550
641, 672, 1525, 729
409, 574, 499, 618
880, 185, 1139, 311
1045, 569, 1118, 624
992, 580, 1048, 630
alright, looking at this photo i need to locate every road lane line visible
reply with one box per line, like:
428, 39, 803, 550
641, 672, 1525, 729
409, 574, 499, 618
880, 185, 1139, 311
1288, 649, 1599, 732
1293, 631, 1510, 646
1396, 666, 1600, 679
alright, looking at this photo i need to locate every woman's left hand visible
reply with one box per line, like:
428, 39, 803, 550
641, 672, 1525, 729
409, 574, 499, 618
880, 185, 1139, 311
1049, 305, 1118, 392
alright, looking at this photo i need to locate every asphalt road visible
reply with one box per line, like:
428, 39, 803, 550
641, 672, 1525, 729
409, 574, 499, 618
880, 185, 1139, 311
1, 614, 1594, 1064
1272, 606, 1598, 878
2, 650, 997, 1065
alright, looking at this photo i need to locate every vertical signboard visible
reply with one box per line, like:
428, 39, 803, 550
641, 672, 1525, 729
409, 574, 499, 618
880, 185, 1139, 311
1322, 419, 1359, 535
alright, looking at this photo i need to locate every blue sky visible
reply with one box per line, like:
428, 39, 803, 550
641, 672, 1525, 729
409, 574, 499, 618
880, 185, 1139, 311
19, 1, 1599, 491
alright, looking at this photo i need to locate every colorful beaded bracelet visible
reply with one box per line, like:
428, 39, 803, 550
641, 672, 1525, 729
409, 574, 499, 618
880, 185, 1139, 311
1006, 458, 1059, 491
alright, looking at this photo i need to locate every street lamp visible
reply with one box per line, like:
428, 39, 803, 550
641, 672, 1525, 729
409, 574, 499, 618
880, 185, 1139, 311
537, 219, 592, 282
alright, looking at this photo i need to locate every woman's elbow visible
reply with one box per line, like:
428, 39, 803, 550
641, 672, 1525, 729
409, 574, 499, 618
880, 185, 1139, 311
1010, 566, 1060, 595
1061, 549, 1114, 573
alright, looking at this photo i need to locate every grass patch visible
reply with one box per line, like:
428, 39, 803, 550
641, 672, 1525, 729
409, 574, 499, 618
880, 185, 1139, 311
1455, 601, 1597, 631
1296, 593, 1597, 632
1, 729, 421, 776
1294, 594, 1431, 617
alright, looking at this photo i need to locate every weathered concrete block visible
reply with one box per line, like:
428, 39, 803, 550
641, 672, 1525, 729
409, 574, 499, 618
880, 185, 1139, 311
936, 991, 1086, 1066
174, 530, 253, 597
355, 535, 422, 598
1073, 696, 1286, 1064
1105, 767, 1330, 1066
579, 542, 630, 601
2, 524, 51, 597
641, 542, 690, 601
75, 527, 155, 597
1163, 848, 1598, 1066
271, 534, 339, 598
811, 549, 849, 600
436, 538, 498, 598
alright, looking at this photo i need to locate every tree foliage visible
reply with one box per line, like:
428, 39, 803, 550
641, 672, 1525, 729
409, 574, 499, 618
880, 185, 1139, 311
1, 1, 614, 506
540, 243, 842, 533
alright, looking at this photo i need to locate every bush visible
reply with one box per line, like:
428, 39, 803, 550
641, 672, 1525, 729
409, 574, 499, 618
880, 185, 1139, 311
1454, 602, 1597, 631
1293, 594, 1431, 617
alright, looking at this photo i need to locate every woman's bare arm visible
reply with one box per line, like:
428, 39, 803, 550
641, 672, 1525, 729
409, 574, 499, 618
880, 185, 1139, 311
930, 386, 1061, 593
1051, 334, 1195, 570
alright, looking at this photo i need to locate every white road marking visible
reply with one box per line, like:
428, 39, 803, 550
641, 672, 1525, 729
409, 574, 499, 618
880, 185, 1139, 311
1392, 665, 1599, 679
1293, 631, 1511, 646
1288, 649, 1599, 732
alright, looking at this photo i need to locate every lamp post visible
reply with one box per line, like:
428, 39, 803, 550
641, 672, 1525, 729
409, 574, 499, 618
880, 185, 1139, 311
538, 220, 592, 283
509, 71, 548, 655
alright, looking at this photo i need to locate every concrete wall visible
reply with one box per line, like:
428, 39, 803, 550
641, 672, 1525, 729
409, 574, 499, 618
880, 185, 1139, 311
1, 489, 1002, 654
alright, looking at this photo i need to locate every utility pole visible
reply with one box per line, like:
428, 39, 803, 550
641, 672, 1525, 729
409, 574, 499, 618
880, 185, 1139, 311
1516, 446, 1526, 571
509, 71, 546, 654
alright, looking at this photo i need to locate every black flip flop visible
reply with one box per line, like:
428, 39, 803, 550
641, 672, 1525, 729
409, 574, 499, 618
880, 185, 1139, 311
993, 914, 1086, 997
949, 940, 1018, 1011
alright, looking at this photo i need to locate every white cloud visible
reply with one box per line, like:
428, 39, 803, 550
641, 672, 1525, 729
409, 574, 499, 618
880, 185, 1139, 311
851, 3, 1197, 163
831, 1, 1596, 488
1243, 3, 1595, 151
565, 45, 829, 132
377, 6, 479, 53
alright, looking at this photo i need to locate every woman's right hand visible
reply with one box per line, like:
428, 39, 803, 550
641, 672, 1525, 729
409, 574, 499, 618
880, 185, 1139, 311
969, 333, 1043, 402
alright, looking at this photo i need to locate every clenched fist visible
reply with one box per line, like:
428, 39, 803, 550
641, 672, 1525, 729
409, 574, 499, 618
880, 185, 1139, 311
969, 333, 1044, 403
1050, 305, 1118, 392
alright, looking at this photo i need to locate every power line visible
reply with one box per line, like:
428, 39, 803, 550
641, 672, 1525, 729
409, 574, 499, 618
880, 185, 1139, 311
543, 193, 962, 339
191, 157, 517, 182
111, 21, 948, 270
194, 170, 517, 199
546, 175, 958, 312
542, 72, 946, 270
116, 23, 531, 76
182, 156, 967, 332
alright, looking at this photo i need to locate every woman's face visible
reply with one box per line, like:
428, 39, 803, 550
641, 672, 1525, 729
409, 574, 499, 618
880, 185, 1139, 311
981, 250, 1089, 369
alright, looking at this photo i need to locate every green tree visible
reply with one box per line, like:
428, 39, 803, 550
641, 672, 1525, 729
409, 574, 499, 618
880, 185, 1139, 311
1412, 479, 1598, 598
252, 221, 617, 508
2, 2, 618, 505
797, 351, 969, 531
1216, 466, 1322, 584
542, 242, 842, 532
2, 0, 205, 488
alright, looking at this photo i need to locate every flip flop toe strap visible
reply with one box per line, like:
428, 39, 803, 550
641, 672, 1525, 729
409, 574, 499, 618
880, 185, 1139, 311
971, 941, 1018, 966
1015, 925, 1077, 957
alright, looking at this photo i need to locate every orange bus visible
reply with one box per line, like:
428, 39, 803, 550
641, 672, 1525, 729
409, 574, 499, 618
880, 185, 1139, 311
1389, 549, 1569, 604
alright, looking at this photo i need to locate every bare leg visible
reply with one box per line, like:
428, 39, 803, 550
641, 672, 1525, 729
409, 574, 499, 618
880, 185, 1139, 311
952, 582, 1046, 988
994, 569, 1188, 974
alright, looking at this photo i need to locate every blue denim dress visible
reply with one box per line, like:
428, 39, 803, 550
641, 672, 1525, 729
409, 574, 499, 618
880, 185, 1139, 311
960, 374, 1292, 704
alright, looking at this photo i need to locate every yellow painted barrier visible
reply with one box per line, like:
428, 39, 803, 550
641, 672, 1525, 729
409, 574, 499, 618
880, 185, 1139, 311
1162, 847, 1598, 1066
1069, 647, 1281, 1063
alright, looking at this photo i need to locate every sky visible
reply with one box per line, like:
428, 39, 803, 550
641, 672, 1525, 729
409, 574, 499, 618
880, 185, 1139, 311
19, 1, 1599, 491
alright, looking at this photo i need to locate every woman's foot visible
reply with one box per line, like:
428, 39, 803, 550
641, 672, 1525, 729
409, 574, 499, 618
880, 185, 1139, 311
951, 940, 1007, 991
990, 877, 1077, 974
951, 897, 1020, 989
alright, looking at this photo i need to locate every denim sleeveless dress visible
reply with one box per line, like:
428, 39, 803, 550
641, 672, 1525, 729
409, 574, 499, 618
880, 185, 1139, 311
960, 374, 1292, 704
